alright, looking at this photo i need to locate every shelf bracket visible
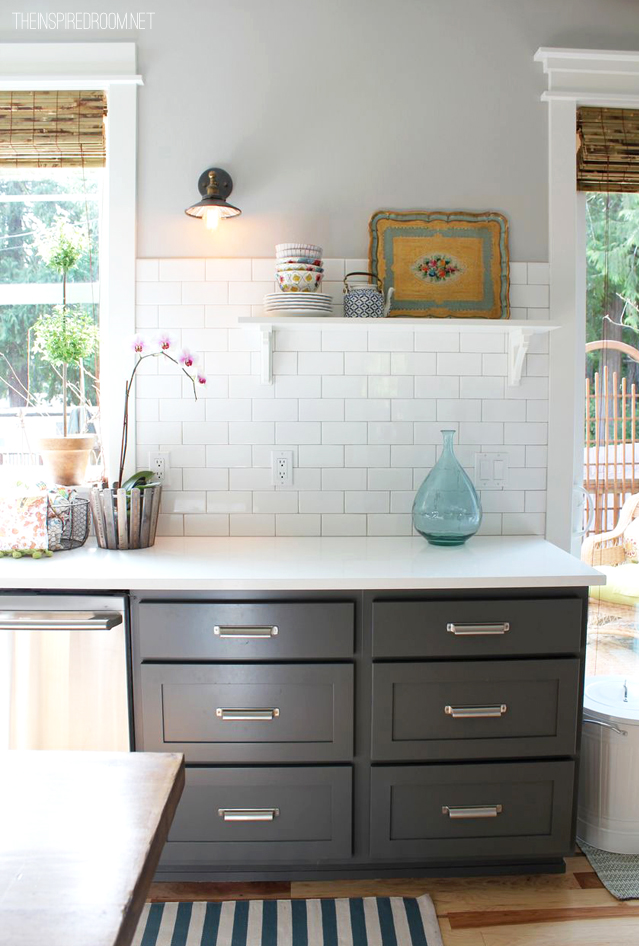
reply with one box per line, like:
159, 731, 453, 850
259, 324, 274, 385
508, 327, 534, 387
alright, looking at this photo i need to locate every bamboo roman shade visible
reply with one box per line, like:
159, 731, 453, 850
577, 107, 639, 192
0, 90, 107, 168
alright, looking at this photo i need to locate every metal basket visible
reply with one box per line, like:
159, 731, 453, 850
47, 497, 90, 552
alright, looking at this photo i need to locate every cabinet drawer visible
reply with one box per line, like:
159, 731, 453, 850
372, 659, 581, 761
372, 598, 582, 659
138, 602, 354, 661
370, 761, 575, 861
161, 766, 352, 866
140, 663, 353, 763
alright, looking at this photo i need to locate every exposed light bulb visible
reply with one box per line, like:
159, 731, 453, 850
204, 206, 222, 230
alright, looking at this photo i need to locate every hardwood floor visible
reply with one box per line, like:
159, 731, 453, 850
149, 853, 639, 945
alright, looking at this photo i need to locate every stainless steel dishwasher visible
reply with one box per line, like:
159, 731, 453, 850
0, 594, 130, 751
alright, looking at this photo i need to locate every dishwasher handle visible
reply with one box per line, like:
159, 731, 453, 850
0, 611, 123, 631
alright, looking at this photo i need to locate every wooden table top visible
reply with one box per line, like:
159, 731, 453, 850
0, 751, 185, 946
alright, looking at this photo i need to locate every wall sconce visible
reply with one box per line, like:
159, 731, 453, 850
185, 167, 241, 230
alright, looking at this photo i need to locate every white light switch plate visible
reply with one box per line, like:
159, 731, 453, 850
474, 452, 508, 490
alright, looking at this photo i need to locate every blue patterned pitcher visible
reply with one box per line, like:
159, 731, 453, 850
343, 272, 394, 318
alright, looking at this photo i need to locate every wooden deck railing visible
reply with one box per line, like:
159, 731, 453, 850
584, 366, 639, 535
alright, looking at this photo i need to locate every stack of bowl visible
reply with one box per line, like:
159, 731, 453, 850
275, 243, 323, 293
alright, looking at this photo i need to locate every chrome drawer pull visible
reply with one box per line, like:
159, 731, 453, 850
583, 716, 627, 737
0, 610, 122, 631
218, 808, 279, 822
445, 704, 507, 718
447, 622, 510, 636
216, 707, 280, 721
442, 805, 503, 819
214, 625, 279, 638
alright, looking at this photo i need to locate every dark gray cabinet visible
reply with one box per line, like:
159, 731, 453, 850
161, 766, 352, 866
371, 658, 581, 761
140, 662, 354, 763
130, 587, 587, 880
370, 761, 575, 861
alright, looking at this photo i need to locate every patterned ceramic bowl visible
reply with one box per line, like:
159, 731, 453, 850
276, 243, 323, 259
278, 256, 323, 266
276, 263, 324, 273
276, 270, 322, 292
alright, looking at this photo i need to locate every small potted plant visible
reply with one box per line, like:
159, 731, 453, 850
34, 220, 97, 485
90, 335, 205, 549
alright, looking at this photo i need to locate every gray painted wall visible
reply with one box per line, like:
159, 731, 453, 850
3, 0, 639, 259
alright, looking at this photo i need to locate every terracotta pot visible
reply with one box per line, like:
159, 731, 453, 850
38, 434, 95, 486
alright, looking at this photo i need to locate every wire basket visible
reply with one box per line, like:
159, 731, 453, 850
47, 497, 90, 552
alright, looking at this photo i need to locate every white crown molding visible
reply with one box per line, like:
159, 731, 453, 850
534, 46, 639, 101
0, 43, 143, 87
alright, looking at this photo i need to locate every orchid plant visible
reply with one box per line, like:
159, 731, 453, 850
115, 334, 206, 489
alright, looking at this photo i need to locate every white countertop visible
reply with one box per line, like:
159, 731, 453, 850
0, 536, 604, 592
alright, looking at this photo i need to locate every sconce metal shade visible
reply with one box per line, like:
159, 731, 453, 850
185, 167, 241, 221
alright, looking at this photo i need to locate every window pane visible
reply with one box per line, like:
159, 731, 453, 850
0, 167, 102, 474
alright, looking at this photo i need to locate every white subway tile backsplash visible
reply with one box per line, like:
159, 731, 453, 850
252, 491, 299, 514
345, 352, 390, 375
346, 399, 391, 421
322, 514, 367, 536
161, 490, 206, 514
438, 352, 482, 376
299, 399, 343, 422
369, 331, 414, 352
368, 422, 413, 445
228, 281, 274, 305
322, 468, 367, 490
391, 399, 436, 421
368, 468, 413, 490
323, 422, 367, 444
345, 491, 389, 514
322, 376, 368, 398
137, 257, 549, 537
206, 258, 251, 281
369, 376, 414, 398
136, 304, 159, 328
527, 262, 550, 285
392, 352, 436, 376
230, 514, 275, 536
183, 468, 229, 490
159, 258, 205, 282
136, 281, 181, 305
300, 491, 344, 513
136, 259, 159, 281
367, 514, 412, 536
184, 514, 230, 536
276, 514, 321, 536
253, 399, 298, 421
509, 262, 528, 285
182, 282, 228, 305
509, 284, 549, 308
229, 422, 275, 444
276, 422, 320, 444
298, 352, 343, 375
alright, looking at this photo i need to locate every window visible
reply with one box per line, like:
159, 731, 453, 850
0, 165, 103, 474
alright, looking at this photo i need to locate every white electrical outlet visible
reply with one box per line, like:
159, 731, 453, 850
148, 452, 169, 483
271, 450, 293, 487
474, 452, 508, 490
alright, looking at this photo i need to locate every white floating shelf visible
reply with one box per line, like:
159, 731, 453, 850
238, 317, 560, 387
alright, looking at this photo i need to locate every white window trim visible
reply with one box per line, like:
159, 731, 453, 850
534, 47, 639, 553
0, 43, 143, 484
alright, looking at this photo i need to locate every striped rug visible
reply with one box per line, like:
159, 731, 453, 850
132, 896, 443, 946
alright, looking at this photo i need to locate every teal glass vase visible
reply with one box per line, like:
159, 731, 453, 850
412, 429, 482, 546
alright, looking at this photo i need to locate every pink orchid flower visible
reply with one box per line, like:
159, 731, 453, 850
156, 333, 173, 351
197, 373, 207, 385
179, 348, 196, 368
131, 334, 146, 354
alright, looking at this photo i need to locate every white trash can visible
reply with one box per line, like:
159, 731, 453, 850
577, 675, 639, 854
